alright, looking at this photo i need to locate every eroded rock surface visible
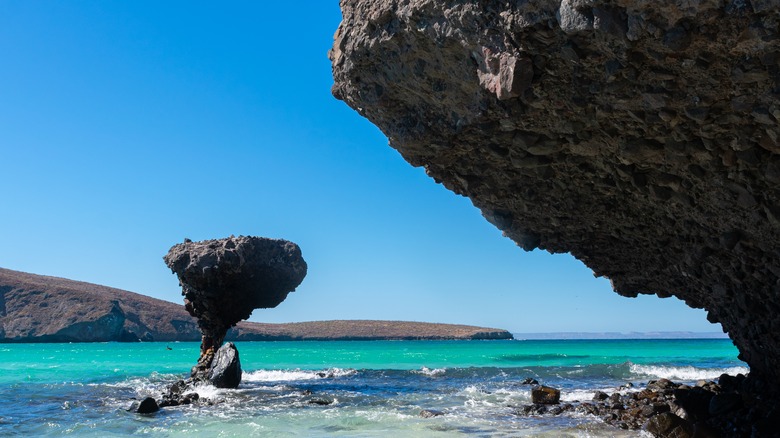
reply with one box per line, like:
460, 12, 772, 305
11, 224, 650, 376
164, 236, 307, 379
331, 0, 780, 394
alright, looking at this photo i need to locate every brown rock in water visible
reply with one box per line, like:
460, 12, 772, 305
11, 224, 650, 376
330, 0, 780, 397
164, 236, 307, 380
531, 385, 561, 404
644, 412, 693, 438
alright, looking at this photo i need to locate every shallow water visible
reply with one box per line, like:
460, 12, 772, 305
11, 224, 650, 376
0, 339, 746, 437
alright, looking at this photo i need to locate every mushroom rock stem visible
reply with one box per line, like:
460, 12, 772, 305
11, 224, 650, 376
164, 236, 307, 382
192, 331, 226, 378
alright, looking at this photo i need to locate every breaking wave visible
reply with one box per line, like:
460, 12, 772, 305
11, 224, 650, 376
242, 368, 357, 382
629, 363, 749, 381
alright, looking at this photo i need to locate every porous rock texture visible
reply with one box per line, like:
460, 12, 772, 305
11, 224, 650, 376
331, 0, 780, 393
164, 236, 307, 379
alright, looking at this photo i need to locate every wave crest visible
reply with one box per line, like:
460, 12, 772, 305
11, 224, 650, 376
413, 367, 446, 377
242, 368, 357, 382
629, 363, 749, 381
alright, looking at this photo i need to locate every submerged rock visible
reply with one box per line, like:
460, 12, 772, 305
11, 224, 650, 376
306, 397, 334, 406
420, 409, 445, 418
164, 236, 307, 381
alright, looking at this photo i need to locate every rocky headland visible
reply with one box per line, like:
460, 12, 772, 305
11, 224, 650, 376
330, 0, 779, 434
0, 267, 511, 342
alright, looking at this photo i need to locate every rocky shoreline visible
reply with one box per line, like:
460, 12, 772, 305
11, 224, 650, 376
513, 374, 780, 437
130, 368, 774, 437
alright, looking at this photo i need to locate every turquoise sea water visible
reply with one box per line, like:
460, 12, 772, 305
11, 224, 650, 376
0, 339, 746, 437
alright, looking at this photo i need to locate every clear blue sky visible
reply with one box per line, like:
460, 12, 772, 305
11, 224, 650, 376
0, 1, 722, 334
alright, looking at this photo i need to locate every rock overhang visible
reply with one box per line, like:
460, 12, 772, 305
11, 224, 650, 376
331, 0, 780, 389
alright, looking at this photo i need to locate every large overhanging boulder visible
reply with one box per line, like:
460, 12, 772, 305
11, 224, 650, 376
330, 0, 780, 391
164, 236, 307, 380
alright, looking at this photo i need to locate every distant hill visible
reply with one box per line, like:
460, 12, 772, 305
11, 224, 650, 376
0, 268, 512, 342
515, 332, 729, 340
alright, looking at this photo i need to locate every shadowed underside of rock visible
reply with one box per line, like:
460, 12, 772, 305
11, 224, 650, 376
331, 0, 780, 391
164, 236, 307, 378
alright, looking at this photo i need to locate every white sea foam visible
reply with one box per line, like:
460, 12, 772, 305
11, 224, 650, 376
242, 368, 356, 382
414, 366, 446, 377
629, 363, 749, 381
461, 385, 487, 394
559, 389, 599, 402
242, 370, 320, 382
191, 383, 223, 400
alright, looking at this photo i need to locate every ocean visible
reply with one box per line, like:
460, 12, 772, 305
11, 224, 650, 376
0, 339, 746, 437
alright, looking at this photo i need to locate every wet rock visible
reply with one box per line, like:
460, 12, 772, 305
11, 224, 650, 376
548, 405, 565, 415
531, 385, 560, 404
644, 412, 693, 438
647, 379, 677, 393
307, 398, 334, 406
520, 377, 539, 385
132, 397, 159, 414
207, 342, 241, 389
164, 236, 307, 380
158, 380, 200, 407
420, 409, 444, 418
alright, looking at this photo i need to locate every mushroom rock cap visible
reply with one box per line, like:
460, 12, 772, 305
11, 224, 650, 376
163, 236, 307, 330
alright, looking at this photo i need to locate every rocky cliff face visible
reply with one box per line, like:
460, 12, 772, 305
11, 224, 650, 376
0, 268, 200, 342
331, 0, 780, 390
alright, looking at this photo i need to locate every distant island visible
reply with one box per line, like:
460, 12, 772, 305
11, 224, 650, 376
0, 268, 512, 342
516, 332, 729, 340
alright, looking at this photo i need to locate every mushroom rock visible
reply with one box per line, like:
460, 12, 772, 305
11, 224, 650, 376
331, 0, 780, 394
164, 236, 307, 380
